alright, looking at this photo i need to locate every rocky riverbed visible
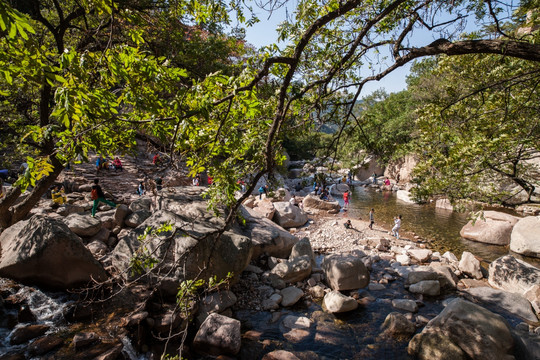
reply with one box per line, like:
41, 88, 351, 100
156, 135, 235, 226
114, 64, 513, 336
0, 155, 539, 359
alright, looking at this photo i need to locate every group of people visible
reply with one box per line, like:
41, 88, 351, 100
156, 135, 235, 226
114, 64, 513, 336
313, 182, 331, 200
96, 156, 123, 173
344, 207, 402, 239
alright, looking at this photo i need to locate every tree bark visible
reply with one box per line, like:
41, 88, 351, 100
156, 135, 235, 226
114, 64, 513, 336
0, 156, 64, 229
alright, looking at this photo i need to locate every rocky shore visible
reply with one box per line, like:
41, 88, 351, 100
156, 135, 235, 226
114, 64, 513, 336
0, 156, 539, 359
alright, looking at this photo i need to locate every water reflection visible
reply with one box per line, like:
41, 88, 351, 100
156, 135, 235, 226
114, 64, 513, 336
336, 186, 539, 266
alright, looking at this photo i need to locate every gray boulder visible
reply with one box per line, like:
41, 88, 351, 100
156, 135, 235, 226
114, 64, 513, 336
124, 209, 151, 228
0, 216, 107, 288
63, 214, 102, 237
408, 298, 514, 360
270, 255, 312, 283
111, 210, 252, 288
323, 290, 358, 313
272, 202, 308, 228
381, 312, 416, 338
488, 255, 540, 295
129, 197, 152, 212
114, 204, 131, 227
240, 206, 298, 258
392, 299, 419, 313
463, 287, 538, 322
510, 216, 540, 257
460, 211, 520, 245
281, 286, 304, 307
289, 237, 315, 267
458, 251, 483, 279
408, 280, 440, 296
193, 313, 241, 356
302, 194, 341, 211
322, 253, 370, 291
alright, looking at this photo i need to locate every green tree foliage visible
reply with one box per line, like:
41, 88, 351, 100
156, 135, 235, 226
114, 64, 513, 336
411, 52, 540, 205
1, 0, 540, 230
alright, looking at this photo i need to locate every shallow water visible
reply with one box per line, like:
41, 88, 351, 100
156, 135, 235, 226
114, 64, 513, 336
337, 186, 539, 267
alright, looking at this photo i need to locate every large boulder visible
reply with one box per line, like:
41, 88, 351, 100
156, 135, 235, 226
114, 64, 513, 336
193, 313, 241, 356
270, 255, 312, 283
124, 209, 151, 228
289, 237, 315, 267
111, 209, 252, 287
322, 253, 369, 291
272, 202, 308, 228
459, 211, 520, 245
458, 251, 483, 279
510, 216, 540, 257
302, 194, 341, 211
252, 199, 276, 220
323, 290, 358, 313
396, 190, 415, 204
239, 206, 298, 258
408, 298, 514, 360
463, 287, 538, 323
0, 216, 107, 288
488, 255, 540, 295
63, 214, 102, 237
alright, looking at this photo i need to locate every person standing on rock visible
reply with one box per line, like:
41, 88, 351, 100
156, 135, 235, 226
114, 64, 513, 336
392, 215, 402, 239
91, 178, 117, 217
369, 208, 375, 230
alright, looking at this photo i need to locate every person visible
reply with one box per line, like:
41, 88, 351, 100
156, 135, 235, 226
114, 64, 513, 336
207, 175, 213, 185
369, 208, 375, 230
153, 153, 161, 166
192, 176, 199, 186
372, 172, 377, 184
320, 188, 329, 200
51, 185, 67, 205
289, 195, 298, 207
96, 155, 106, 173
258, 185, 266, 200
344, 220, 352, 229
113, 157, 123, 172
343, 190, 350, 209
137, 181, 145, 196
155, 177, 163, 191
384, 177, 391, 187
91, 178, 116, 217
392, 215, 402, 239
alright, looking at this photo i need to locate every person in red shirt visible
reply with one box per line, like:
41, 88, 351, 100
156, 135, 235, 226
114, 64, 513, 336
343, 190, 350, 210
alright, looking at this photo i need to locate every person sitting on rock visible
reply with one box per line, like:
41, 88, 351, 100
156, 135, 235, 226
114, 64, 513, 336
344, 220, 353, 229
112, 157, 123, 172
153, 153, 162, 166
51, 185, 67, 205
136, 181, 145, 196
91, 178, 117, 217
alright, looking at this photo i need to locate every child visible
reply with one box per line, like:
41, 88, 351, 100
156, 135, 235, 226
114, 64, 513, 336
392, 215, 402, 239
137, 181, 145, 196
344, 219, 352, 229
369, 208, 375, 230
113, 157, 123, 171
343, 190, 350, 210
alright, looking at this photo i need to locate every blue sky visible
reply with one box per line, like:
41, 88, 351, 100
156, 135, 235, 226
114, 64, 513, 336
241, 2, 485, 97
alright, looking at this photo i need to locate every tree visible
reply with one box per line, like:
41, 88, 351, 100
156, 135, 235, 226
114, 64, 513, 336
2, 0, 540, 230
410, 52, 540, 205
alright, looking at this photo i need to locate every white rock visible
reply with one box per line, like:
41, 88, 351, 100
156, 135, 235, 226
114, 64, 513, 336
392, 299, 419, 313
323, 290, 358, 313
458, 251, 483, 279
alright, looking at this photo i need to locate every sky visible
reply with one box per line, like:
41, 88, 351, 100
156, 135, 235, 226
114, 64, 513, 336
241, 2, 486, 97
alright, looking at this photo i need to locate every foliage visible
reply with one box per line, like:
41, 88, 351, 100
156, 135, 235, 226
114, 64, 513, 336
176, 272, 233, 312
410, 52, 540, 204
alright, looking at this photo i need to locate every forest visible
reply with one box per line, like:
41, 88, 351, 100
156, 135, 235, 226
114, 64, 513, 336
0, 0, 539, 228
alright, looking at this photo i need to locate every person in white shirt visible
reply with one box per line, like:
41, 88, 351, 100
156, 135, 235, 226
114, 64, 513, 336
392, 215, 402, 239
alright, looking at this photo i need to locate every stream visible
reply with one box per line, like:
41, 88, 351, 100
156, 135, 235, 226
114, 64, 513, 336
339, 186, 539, 267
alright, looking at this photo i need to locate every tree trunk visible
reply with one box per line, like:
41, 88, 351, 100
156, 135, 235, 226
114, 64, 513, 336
0, 156, 64, 229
